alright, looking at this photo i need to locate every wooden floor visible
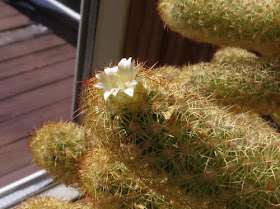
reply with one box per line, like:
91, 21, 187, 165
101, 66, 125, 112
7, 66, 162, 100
0, 1, 76, 187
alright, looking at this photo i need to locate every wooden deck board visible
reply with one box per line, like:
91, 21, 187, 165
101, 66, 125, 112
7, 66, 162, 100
0, 96, 73, 148
0, 164, 40, 188
0, 4, 21, 18
0, 34, 66, 62
0, 2, 77, 187
0, 77, 73, 140
0, 1, 7, 7
0, 24, 49, 47
0, 139, 33, 177
0, 44, 76, 79
0, 97, 72, 177
0, 14, 32, 32
0, 58, 75, 100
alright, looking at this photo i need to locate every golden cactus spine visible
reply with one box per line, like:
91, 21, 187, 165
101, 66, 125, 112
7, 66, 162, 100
82, 66, 280, 208
78, 147, 179, 209
29, 122, 91, 186
158, 0, 280, 60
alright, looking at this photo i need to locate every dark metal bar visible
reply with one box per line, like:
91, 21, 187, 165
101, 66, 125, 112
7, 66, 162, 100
8, 0, 80, 29
72, 0, 100, 121
27, 0, 80, 21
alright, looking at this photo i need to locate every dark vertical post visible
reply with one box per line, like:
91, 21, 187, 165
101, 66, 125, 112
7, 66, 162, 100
72, 0, 100, 122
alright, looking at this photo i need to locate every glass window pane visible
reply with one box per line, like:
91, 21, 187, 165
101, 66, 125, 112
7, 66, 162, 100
0, 0, 77, 188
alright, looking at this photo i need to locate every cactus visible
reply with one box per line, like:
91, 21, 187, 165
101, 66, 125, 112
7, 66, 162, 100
29, 122, 91, 186
26, 56, 280, 208
157, 0, 280, 60
21, 0, 280, 208
212, 47, 258, 63
83, 65, 280, 208
78, 147, 179, 209
16, 197, 92, 209
177, 47, 280, 127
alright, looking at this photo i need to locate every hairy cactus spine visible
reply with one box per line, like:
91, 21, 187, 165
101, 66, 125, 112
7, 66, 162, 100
16, 197, 93, 209
178, 48, 280, 127
29, 122, 91, 186
83, 66, 280, 209
158, 0, 280, 60
78, 147, 179, 209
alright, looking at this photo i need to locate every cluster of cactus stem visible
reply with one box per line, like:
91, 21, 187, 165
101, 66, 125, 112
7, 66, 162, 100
158, 0, 280, 60
26, 121, 177, 209
83, 68, 280, 209
179, 47, 280, 128
78, 147, 177, 209
29, 122, 92, 186
21, 0, 280, 208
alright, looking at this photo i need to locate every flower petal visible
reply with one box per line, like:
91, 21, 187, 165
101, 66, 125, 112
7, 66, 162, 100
95, 57, 144, 103
104, 66, 118, 75
104, 90, 112, 101
118, 57, 138, 84
95, 73, 104, 80
95, 73, 113, 89
125, 80, 138, 87
93, 82, 105, 89
125, 57, 133, 71
124, 87, 135, 97
118, 57, 131, 71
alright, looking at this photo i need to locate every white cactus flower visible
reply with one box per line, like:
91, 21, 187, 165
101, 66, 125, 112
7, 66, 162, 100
94, 57, 143, 102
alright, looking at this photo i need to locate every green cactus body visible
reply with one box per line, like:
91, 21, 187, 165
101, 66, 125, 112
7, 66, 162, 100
212, 47, 258, 63
178, 47, 280, 127
78, 147, 179, 209
29, 122, 91, 186
16, 197, 92, 209
158, 0, 280, 59
83, 68, 280, 209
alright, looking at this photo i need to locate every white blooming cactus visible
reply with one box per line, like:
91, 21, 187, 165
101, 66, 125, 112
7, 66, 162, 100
94, 57, 145, 110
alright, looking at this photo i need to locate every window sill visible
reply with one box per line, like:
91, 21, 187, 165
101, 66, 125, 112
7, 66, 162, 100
0, 170, 80, 209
